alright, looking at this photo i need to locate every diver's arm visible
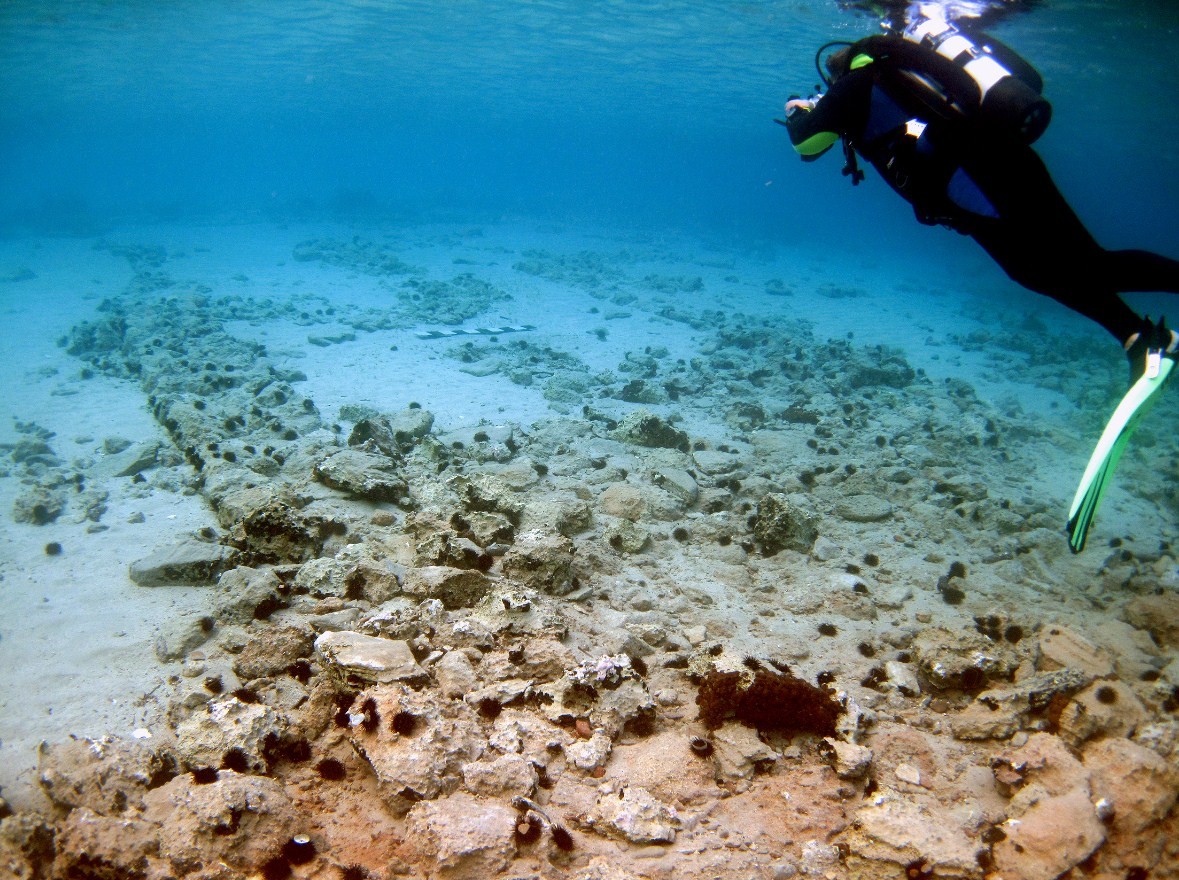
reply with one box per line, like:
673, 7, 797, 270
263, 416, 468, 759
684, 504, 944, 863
783, 71, 872, 159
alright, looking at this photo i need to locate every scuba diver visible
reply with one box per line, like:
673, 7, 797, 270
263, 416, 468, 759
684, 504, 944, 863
779, 14, 1179, 551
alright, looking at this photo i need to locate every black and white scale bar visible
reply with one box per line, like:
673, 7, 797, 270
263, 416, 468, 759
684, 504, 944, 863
415, 324, 537, 340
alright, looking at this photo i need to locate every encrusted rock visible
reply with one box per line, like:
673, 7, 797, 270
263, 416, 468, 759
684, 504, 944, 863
1037, 625, 1114, 677
175, 696, 288, 773
351, 684, 485, 815
912, 626, 1021, 692
312, 447, 407, 501
500, 530, 576, 595
461, 753, 539, 797
232, 625, 316, 680
129, 539, 239, 586
752, 493, 817, 555
599, 484, 647, 521
404, 792, 517, 879
586, 784, 681, 844
818, 737, 873, 780
402, 565, 492, 609
314, 631, 428, 689
38, 735, 170, 815
951, 669, 1089, 741
610, 409, 690, 452
992, 787, 1105, 880
143, 770, 296, 873
841, 797, 985, 880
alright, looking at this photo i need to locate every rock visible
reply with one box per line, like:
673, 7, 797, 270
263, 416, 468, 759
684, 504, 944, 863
811, 536, 841, 562
651, 467, 698, 505
912, 627, 1021, 692
349, 408, 435, 455
819, 738, 873, 780
143, 770, 296, 873
610, 410, 690, 452
882, 660, 921, 697
1056, 680, 1149, 747
841, 797, 985, 880
950, 669, 1089, 741
153, 613, 216, 662
604, 519, 650, 554
11, 487, 65, 525
404, 793, 517, 879
710, 722, 778, 785
436, 649, 479, 699
587, 785, 681, 844
461, 753, 538, 797
37, 735, 170, 815
538, 655, 655, 738
49, 808, 163, 880
215, 565, 284, 622
351, 685, 485, 815
94, 440, 161, 478
1123, 592, 1179, 649
232, 625, 315, 680
1037, 625, 1114, 677
402, 565, 492, 609
521, 497, 592, 537
175, 696, 288, 773
753, 493, 817, 555
599, 484, 647, 521
691, 449, 742, 475
1084, 737, 1179, 835
293, 555, 352, 598
315, 631, 429, 689
129, 539, 239, 586
992, 787, 1105, 880
833, 494, 892, 523
500, 530, 575, 595
313, 447, 407, 501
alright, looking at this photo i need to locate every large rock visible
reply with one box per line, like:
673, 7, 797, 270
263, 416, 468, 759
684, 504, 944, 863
842, 797, 986, 880
1123, 592, 1179, 648
175, 696, 288, 773
587, 784, 681, 844
499, 530, 575, 595
992, 788, 1105, 880
404, 793, 517, 879
315, 631, 428, 689
753, 493, 817, 555
143, 770, 296, 874
352, 685, 485, 815
312, 448, 407, 501
38, 735, 169, 815
129, 539, 239, 586
402, 565, 492, 609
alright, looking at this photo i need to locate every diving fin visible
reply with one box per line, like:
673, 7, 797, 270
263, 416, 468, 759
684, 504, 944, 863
1066, 351, 1175, 553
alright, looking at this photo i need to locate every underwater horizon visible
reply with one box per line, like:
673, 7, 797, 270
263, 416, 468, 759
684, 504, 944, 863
3, 1, 1179, 877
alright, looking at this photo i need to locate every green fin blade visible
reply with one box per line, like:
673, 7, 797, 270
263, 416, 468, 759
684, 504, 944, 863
1066, 358, 1174, 553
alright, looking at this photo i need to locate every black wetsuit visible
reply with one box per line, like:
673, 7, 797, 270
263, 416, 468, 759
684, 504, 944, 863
785, 54, 1179, 343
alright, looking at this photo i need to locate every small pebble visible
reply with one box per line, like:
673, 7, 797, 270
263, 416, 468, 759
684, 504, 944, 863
895, 763, 922, 786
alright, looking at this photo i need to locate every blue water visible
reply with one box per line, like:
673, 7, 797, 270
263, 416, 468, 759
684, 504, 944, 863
3, 0, 1177, 257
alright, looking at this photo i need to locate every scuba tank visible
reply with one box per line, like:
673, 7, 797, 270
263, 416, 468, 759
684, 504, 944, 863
898, 16, 1051, 142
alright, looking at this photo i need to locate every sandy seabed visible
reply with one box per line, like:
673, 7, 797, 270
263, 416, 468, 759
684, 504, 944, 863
0, 218, 1177, 879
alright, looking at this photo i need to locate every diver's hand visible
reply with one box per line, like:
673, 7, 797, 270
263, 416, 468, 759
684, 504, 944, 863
784, 98, 816, 117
